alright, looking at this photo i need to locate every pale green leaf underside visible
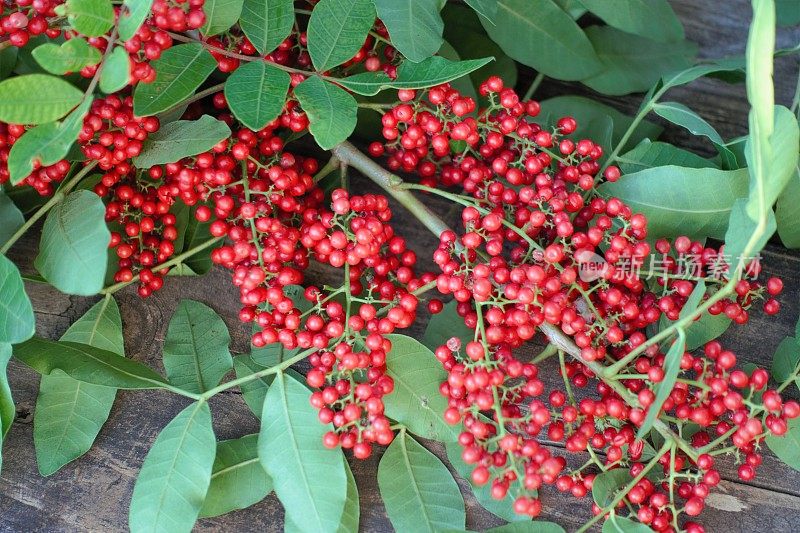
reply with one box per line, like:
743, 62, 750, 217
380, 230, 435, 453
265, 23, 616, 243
258, 373, 347, 531
378, 431, 465, 533
163, 299, 233, 394
35, 190, 110, 295
129, 401, 216, 533
34, 296, 124, 476
383, 334, 458, 442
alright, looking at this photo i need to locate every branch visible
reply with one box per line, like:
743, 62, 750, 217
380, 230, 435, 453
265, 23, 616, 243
331, 141, 697, 460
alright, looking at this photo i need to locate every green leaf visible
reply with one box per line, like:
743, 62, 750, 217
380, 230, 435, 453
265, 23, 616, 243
257, 372, 347, 531
464, 0, 498, 22
777, 0, 800, 26
598, 166, 749, 240
224, 62, 290, 131
119, 0, 154, 41
422, 300, 473, 352
35, 190, 110, 295
582, 26, 695, 96
129, 401, 216, 533
99, 46, 130, 93
383, 334, 457, 441
0, 189, 24, 248
592, 468, 632, 507
13, 337, 168, 389
441, 5, 517, 91
637, 329, 686, 437
178, 210, 214, 275
338, 460, 360, 533
445, 441, 527, 522
0, 74, 82, 125
239, 0, 295, 55
294, 76, 357, 149
32, 38, 101, 75
0, 343, 13, 472
741, 0, 776, 225
133, 43, 217, 117
602, 514, 656, 533
650, 101, 737, 165
766, 416, 800, 471
659, 281, 731, 350
0, 46, 18, 81
660, 64, 743, 93
0, 255, 35, 344
307, 0, 376, 71
133, 115, 231, 168
617, 139, 716, 174
487, 522, 567, 533
746, 106, 799, 218
8, 98, 92, 185
378, 431, 465, 532
199, 434, 273, 518
771, 336, 800, 390
64, 0, 114, 37
338, 56, 493, 96
163, 300, 233, 394
233, 355, 273, 417
652, 102, 724, 145
724, 198, 777, 269
34, 296, 124, 476
659, 312, 731, 351
538, 96, 662, 151
776, 167, 800, 247
0, 343, 14, 438
579, 0, 683, 43
480, 0, 601, 81
373, 0, 443, 63
201, 0, 245, 37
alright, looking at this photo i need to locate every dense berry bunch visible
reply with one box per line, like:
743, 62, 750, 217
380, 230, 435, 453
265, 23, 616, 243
150, 0, 205, 32
0, 0, 62, 48
368, 79, 793, 529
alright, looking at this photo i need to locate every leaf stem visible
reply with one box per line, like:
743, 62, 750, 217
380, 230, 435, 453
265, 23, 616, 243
166, 31, 311, 76
312, 155, 341, 183
523, 72, 545, 101
0, 161, 98, 255
200, 346, 318, 399
100, 236, 223, 294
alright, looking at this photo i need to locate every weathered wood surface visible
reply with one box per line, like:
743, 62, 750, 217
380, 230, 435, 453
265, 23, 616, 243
3, 1, 800, 531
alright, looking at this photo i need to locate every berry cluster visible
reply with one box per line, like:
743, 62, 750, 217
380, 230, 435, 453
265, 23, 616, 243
369, 79, 793, 529
122, 19, 174, 84
150, 0, 205, 32
0, 0, 62, 48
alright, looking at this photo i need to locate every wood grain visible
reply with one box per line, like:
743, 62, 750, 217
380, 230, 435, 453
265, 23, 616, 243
3, 1, 800, 532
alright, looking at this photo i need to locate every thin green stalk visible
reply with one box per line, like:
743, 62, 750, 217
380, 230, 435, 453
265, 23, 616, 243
0, 161, 99, 255
313, 156, 341, 183
791, 65, 800, 116
531, 343, 558, 364
200, 346, 318, 399
523, 72, 545, 101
